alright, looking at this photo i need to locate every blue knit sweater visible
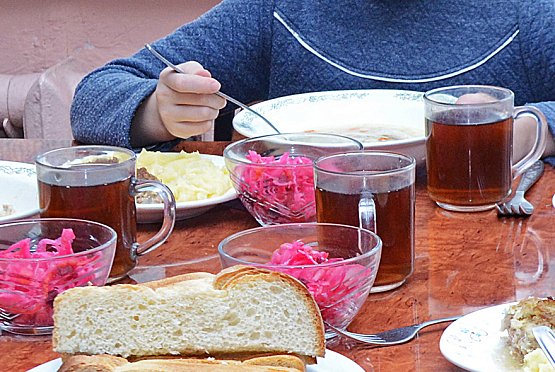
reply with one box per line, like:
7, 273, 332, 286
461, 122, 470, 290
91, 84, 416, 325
71, 0, 555, 161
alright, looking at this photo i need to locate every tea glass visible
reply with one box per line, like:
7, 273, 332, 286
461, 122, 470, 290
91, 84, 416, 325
313, 151, 416, 292
35, 145, 176, 282
424, 85, 547, 212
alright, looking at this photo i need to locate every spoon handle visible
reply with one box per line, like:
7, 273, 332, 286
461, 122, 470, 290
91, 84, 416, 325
144, 44, 280, 134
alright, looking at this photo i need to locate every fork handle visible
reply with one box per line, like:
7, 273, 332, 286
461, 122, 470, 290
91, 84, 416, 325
516, 160, 544, 193
419, 316, 462, 328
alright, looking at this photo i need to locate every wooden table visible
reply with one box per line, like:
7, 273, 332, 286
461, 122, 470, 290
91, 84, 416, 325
2, 138, 555, 372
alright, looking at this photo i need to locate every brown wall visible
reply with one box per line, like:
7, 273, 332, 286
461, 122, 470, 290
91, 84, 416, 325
1, 0, 222, 75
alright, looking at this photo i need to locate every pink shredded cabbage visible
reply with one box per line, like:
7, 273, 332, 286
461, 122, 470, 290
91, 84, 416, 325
267, 241, 373, 326
235, 151, 316, 224
0, 229, 104, 326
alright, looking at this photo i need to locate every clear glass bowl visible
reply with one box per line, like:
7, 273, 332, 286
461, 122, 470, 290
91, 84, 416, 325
223, 133, 362, 226
218, 223, 382, 331
0, 218, 116, 335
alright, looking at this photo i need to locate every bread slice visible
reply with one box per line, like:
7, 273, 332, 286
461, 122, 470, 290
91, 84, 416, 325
502, 297, 555, 361
58, 354, 306, 372
52, 266, 325, 360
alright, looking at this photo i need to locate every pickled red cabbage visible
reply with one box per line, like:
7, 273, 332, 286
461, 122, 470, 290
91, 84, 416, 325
236, 151, 315, 224
0, 229, 104, 326
268, 241, 372, 325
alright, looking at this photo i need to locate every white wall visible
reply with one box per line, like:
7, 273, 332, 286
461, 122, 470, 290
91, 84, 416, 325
0, 0, 222, 74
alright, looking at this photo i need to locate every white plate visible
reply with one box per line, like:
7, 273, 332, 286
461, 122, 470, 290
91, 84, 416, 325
440, 302, 521, 372
0, 160, 40, 223
26, 349, 364, 372
136, 154, 237, 224
232, 89, 426, 166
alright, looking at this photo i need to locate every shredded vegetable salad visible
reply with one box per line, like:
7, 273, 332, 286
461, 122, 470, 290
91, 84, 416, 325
235, 151, 316, 224
268, 241, 372, 326
0, 229, 104, 326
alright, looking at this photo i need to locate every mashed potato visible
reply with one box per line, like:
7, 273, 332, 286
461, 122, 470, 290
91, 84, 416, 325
524, 348, 555, 372
136, 149, 232, 203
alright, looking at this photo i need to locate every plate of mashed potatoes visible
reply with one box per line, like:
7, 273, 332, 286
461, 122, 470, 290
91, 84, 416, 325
135, 150, 237, 223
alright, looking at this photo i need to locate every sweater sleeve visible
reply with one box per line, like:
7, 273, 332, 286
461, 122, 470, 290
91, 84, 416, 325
517, 0, 555, 165
70, 0, 274, 149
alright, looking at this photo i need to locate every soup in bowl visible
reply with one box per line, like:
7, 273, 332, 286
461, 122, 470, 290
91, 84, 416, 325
232, 89, 425, 166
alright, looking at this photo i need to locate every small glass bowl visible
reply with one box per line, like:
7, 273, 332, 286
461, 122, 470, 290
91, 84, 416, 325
218, 223, 382, 331
0, 218, 116, 335
223, 133, 362, 226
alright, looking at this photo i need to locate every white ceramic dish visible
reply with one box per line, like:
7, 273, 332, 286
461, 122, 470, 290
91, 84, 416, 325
0, 160, 40, 223
232, 89, 426, 166
440, 302, 522, 372
136, 154, 237, 224
26, 349, 364, 372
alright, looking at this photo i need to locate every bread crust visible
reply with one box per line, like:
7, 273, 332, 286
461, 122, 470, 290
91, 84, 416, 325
59, 354, 307, 372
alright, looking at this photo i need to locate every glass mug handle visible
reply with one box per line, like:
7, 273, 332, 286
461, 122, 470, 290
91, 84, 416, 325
130, 179, 176, 260
512, 106, 548, 178
358, 192, 376, 232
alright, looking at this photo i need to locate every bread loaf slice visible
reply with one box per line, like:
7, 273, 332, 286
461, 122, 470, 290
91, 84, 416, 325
53, 266, 325, 359
58, 354, 306, 372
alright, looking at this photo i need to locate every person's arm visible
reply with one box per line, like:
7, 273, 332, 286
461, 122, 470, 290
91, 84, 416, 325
70, 0, 273, 149
516, 1, 555, 162
513, 114, 555, 162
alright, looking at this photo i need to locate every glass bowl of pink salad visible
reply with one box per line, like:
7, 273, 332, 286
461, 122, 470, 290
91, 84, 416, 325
0, 218, 116, 335
218, 223, 382, 332
223, 133, 362, 226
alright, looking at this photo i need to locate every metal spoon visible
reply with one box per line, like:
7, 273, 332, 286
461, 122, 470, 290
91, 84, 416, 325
144, 43, 280, 134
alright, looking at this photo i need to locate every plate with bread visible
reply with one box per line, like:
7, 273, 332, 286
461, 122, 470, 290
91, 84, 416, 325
28, 349, 362, 372
30, 265, 364, 372
440, 297, 555, 372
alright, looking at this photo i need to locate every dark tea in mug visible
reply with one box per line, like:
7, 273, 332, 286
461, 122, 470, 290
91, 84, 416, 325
426, 113, 513, 207
424, 85, 548, 212
313, 151, 416, 292
315, 184, 415, 288
38, 173, 137, 280
35, 146, 176, 283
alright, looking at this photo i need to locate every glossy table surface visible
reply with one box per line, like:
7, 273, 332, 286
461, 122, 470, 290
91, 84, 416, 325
2, 138, 555, 372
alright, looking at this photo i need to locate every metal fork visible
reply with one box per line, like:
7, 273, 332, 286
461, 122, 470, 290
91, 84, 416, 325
324, 316, 461, 345
532, 326, 555, 370
496, 160, 544, 216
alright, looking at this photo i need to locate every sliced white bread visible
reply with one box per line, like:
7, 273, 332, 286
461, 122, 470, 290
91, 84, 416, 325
53, 266, 325, 360
58, 354, 306, 372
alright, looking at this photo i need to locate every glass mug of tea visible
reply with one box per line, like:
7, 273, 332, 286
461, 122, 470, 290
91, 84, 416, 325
424, 85, 547, 212
313, 151, 416, 292
35, 146, 176, 282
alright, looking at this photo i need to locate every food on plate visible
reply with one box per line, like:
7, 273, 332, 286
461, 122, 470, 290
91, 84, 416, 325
304, 124, 423, 143
59, 353, 306, 372
0, 204, 15, 217
135, 149, 232, 203
523, 348, 555, 372
267, 240, 372, 325
0, 228, 105, 326
502, 297, 555, 369
233, 151, 315, 224
53, 265, 326, 361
